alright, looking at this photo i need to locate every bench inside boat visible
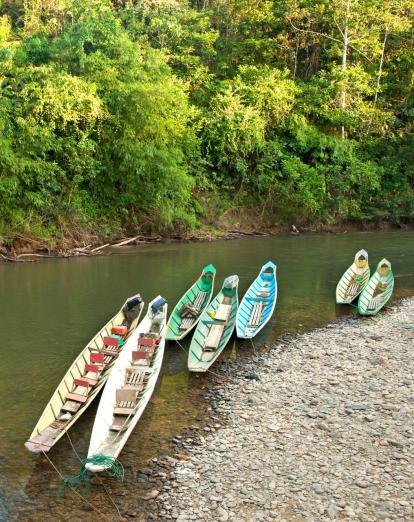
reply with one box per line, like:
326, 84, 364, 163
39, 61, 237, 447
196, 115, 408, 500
179, 291, 207, 330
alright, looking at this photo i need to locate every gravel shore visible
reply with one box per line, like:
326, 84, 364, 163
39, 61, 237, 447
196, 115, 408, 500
142, 298, 414, 521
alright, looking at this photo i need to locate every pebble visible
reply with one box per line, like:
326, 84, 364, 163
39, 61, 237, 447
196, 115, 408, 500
147, 298, 414, 521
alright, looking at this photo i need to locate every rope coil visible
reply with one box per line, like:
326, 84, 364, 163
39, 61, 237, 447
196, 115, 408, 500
64, 454, 124, 486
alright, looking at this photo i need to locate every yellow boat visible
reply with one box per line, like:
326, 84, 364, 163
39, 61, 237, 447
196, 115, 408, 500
25, 294, 144, 453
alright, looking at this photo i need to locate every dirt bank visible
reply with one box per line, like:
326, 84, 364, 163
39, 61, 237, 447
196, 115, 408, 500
1, 220, 412, 263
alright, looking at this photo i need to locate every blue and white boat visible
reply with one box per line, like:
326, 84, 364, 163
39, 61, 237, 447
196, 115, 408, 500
236, 261, 277, 339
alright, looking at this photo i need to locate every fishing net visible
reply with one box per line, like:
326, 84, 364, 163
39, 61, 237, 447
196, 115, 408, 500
64, 454, 124, 486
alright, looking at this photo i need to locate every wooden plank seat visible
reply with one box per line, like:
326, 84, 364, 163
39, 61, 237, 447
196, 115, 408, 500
345, 281, 360, 297
103, 335, 122, 347
180, 316, 196, 330
111, 325, 128, 336
99, 345, 121, 356
131, 350, 152, 367
179, 292, 207, 329
214, 303, 232, 322
136, 344, 155, 354
98, 335, 123, 356
82, 363, 102, 386
194, 291, 207, 309
124, 368, 146, 389
138, 336, 158, 348
204, 324, 225, 351
62, 378, 90, 411
110, 415, 130, 432
368, 297, 382, 310
114, 388, 137, 415
248, 301, 264, 327
90, 352, 105, 370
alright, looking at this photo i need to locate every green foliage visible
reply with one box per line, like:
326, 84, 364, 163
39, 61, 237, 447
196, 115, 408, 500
0, 0, 413, 245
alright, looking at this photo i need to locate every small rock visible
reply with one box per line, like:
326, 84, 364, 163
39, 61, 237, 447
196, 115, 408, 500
175, 453, 192, 461
355, 479, 370, 488
244, 372, 260, 381
145, 490, 160, 500
217, 507, 229, 521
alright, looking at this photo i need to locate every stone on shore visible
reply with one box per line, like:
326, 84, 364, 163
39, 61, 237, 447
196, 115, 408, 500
147, 299, 414, 521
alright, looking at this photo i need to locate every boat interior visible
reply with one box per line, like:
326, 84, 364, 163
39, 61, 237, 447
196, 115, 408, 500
110, 313, 164, 432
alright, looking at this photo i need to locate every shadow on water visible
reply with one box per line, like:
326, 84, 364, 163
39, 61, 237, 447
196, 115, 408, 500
1, 230, 414, 519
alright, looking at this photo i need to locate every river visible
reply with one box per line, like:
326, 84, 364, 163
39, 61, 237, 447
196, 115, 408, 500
1, 231, 414, 519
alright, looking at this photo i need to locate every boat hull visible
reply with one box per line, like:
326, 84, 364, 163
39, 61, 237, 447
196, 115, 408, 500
166, 264, 216, 341
336, 249, 370, 304
25, 296, 143, 453
86, 297, 167, 470
188, 275, 238, 372
358, 259, 394, 315
236, 261, 277, 339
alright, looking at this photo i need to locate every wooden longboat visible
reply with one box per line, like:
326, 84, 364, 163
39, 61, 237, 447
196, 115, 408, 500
336, 249, 370, 304
188, 275, 239, 372
85, 296, 167, 472
25, 295, 144, 453
236, 261, 277, 339
166, 264, 216, 341
358, 259, 394, 315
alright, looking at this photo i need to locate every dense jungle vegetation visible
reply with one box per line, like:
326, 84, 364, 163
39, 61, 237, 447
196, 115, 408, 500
0, 0, 413, 245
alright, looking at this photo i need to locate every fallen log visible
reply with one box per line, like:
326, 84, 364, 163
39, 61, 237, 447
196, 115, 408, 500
90, 243, 111, 253
16, 253, 57, 259
112, 236, 140, 247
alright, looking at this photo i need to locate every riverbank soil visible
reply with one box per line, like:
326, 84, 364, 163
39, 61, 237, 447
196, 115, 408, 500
141, 299, 414, 521
1, 220, 412, 262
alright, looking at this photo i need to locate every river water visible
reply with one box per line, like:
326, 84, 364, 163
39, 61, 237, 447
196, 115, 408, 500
1, 231, 414, 519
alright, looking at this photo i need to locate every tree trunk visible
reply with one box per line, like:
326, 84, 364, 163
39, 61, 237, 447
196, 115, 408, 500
373, 29, 388, 111
341, 0, 351, 140
293, 38, 299, 78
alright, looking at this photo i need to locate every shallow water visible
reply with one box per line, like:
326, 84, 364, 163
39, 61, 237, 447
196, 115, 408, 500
1, 231, 414, 519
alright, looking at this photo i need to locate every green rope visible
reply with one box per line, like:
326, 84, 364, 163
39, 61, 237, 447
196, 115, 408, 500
64, 454, 124, 486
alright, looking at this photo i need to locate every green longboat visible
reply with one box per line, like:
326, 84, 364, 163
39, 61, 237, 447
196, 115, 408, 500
358, 258, 394, 315
188, 275, 239, 372
166, 264, 216, 341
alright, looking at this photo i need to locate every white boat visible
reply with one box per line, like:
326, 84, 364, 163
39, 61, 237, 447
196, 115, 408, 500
85, 296, 167, 472
25, 294, 144, 453
336, 249, 370, 304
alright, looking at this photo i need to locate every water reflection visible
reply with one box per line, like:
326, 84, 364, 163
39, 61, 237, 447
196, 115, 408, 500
1, 230, 414, 518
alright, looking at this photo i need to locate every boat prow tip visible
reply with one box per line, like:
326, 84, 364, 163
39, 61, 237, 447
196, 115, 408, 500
24, 440, 51, 453
85, 463, 108, 473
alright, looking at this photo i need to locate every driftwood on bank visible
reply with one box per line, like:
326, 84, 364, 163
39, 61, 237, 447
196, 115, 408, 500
0, 230, 271, 263
0, 234, 165, 262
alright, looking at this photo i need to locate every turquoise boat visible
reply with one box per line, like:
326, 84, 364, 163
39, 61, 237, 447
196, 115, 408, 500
166, 264, 216, 341
358, 258, 394, 315
236, 261, 277, 339
188, 275, 239, 372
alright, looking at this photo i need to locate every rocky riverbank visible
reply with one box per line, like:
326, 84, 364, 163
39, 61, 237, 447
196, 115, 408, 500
140, 299, 414, 521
